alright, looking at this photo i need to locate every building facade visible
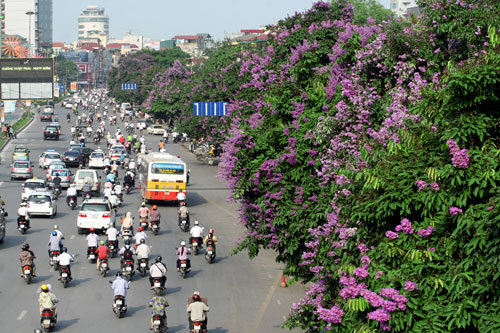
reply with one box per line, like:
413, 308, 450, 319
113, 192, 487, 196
37, 0, 52, 51
390, 0, 418, 17
2, 0, 38, 56
78, 6, 109, 41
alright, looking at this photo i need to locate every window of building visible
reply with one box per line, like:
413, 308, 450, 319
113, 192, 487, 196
391, 3, 398, 8
78, 25, 84, 29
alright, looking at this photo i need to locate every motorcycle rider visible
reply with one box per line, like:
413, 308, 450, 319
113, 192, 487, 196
123, 172, 133, 190
48, 231, 63, 257
128, 159, 137, 171
138, 202, 149, 222
39, 284, 59, 320
66, 184, 78, 205
178, 201, 189, 225
134, 226, 148, 248
177, 191, 186, 206
121, 211, 134, 234
149, 205, 161, 229
187, 291, 209, 331
52, 225, 64, 240
82, 180, 92, 199
52, 173, 62, 193
57, 247, 73, 281
189, 221, 204, 248
17, 201, 29, 229
106, 225, 119, 247
106, 170, 116, 184
119, 239, 136, 270
149, 295, 169, 330
204, 229, 218, 255
111, 272, 130, 308
19, 243, 36, 277
96, 240, 110, 270
108, 191, 119, 208
136, 238, 151, 270
86, 227, 100, 254
176, 241, 191, 271
149, 256, 167, 289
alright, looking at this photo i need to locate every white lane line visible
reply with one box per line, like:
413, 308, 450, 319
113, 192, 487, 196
17, 310, 27, 320
70, 235, 75, 239
277, 299, 281, 305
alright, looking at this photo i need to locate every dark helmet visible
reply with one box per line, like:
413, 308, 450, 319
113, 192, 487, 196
155, 256, 162, 263
140, 239, 145, 244
22, 243, 30, 250
116, 271, 122, 277
124, 240, 130, 246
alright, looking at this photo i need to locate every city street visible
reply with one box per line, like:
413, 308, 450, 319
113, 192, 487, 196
0, 105, 305, 332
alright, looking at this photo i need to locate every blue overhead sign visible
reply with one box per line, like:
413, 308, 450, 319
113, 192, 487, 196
121, 83, 137, 90
193, 102, 228, 117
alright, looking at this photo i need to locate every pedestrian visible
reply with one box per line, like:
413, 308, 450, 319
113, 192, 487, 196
8, 126, 13, 138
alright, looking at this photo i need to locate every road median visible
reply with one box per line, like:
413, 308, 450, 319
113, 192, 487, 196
0, 109, 35, 152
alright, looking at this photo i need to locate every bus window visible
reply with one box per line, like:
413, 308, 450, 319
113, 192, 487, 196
151, 163, 184, 175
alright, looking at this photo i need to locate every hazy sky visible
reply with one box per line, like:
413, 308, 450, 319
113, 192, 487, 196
54, 0, 389, 43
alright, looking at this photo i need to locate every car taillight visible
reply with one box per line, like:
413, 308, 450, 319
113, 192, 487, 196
78, 213, 87, 217
28, 168, 31, 171
45, 130, 48, 133
102, 214, 111, 218
95, 182, 99, 186
11, 168, 14, 171
89, 158, 92, 161
49, 202, 53, 208
66, 177, 69, 180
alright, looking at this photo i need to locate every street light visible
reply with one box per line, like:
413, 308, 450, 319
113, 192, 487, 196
26, 10, 36, 57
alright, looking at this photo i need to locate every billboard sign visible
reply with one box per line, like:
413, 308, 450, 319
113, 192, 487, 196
76, 62, 88, 73
0, 58, 54, 100
193, 102, 229, 116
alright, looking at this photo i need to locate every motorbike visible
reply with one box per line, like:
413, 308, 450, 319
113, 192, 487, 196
151, 220, 160, 235
68, 197, 77, 210
18, 215, 30, 234
191, 238, 202, 256
49, 250, 60, 270
112, 293, 127, 318
114, 185, 123, 201
59, 265, 71, 288
84, 191, 92, 200
125, 183, 131, 194
152, 314, 167, 333
152, 277, 165, 296
122, 229, 133, 242
138, 258, 148, 277
87, 246, 97, 263
53, 185, 62, 199
122, 259, 135, 281
187, 170, 190, 185
191, 321, 206, 333
22, 264, 33, 284
139, 217, 148, 231
179, 217, 190, 232
179, 259, 190, 279
94, 136, 100, 144
205, 240, 216, 264
108, 240, 118, 257
40, 308, 56, 332
99, 258, 109, 277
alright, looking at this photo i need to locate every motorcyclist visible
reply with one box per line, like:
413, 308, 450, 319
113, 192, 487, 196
39, 284, 59, 319
52, 173, 62, 194
122, 156, 131, 169
106, 225, 119, 247
119, 240, 136, 270
128, 159, 136, 171
82, 180, 92, 199
138, 202, 149, 221
176, 241, 191, 271
178, 201, 189, 225
149, 256, 167, 289
189, 221, 204, 248
48, 231, 63, 257
106, 171, 116, 184
149, 296, 169, 330
52, 225, 64, 240
111, 161, 119, 175
187, 291, 209, 331
57, 247, 73, 280
124, 172, 133, 189
66, 113, 71, 122
19, 243, 36, 277
111, 272, 130, 308
136, 238, 151, 270
108, 191, 119, 208
96, 240, 110, 270
86, 228, 100, 254
204, 229, 218, 254
177, 191, 186, 206
149, 205, 161, 229
134, 226, 148, 248
121, 211, 134, 234
17, 202, 29, 229
66, 184, 78, 205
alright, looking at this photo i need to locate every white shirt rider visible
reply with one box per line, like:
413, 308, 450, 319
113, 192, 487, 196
52, 229, 64, 239
136, 243, 151, 259
66, 187, 77, 197
58, 252, 73, 266
134, 231, 148, 245
86, 233, 100, 247
190, 225, 204, 238
106, 227, 119, 241
149, 262, 167, 278
177, 192, 186, 202
18, 206, 27, 217
108, 194, 118, 207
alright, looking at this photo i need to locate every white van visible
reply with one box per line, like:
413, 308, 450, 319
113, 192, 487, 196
120, 102, 131, 113
73, 169, 101, 195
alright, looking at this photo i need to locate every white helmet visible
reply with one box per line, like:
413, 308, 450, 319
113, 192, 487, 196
180, 241, 186, 246
194, 221, 199, 226
53, 225, 58, 230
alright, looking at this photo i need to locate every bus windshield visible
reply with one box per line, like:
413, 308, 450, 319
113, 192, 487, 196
150, 163, 184, 175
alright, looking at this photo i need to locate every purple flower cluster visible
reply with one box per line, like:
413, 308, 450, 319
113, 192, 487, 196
353, 266, 369, 279
395, 218, 414, 234
417, 226, 434, 238
416, 180, 427, 190
404, 281, 418, 291
449, 206, 463, 216
367, 308, 391, 322
446, 139, 469, 168
385, 231, 399, 239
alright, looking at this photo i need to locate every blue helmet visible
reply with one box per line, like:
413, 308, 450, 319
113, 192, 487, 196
52, 231, 57, 236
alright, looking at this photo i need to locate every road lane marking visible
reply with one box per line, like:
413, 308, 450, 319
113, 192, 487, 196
277, 299, 281, 305
17, 310, 27, 320
251, 271, 282, 333
70, 235, 75, 239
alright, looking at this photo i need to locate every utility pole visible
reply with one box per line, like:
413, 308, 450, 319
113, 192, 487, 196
26, 11, 36, 57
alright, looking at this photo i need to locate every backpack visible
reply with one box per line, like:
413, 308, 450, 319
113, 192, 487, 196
123, 247, 133, 259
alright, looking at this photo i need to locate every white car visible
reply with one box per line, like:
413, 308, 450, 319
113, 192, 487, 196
43, 106, 54, 113
22, 179, 47, 201
88, 150, 105, 168
27, 191, 57, 218
65, 102, 74, 109
46, 160, 67, 178
147, 125, 166, 135
77, 198, 116, 234
39, 150, 62, 169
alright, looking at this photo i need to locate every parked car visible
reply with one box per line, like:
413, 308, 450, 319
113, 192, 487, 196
11, 160, 33, 180
62, 150, 86, 167
147, 125, 166, 135
88, 150, 105, 168
73, 169, 101, 195
12, 145, 30, 161
40, 111, 53, 122
39, 150, 62, 169
22, 179, 47, 201
46, 168, 72, 188
43, 125, 60, 140
27, 191, 57, 218
76, 198, 116, 234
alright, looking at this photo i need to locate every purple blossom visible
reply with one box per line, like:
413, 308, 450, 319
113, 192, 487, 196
375, 271, 384, 279
367, 309, 391, 322
427, 248, 436, 252
395, 218, 414, 234
353, 266, 369, 279
416, 180, 428, 191
361, 255, 371, 265
430, 182, 439, 191
449, 206, 463, 216
446, 139, 469, 168
317, 305, 344, 324
417, 226, 434, 238
404, 281, 418, 291
385, 231, 399, 239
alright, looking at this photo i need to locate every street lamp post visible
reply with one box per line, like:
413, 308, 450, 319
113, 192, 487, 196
26, 10, 35, 57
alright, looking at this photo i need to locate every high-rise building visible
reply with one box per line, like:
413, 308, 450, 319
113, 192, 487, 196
37, 0, 52, 51
2, 0, 38, 56
78, 6, 109, 41
390, 0, 418, 17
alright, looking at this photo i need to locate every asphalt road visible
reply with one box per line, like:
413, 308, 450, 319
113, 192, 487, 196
0, 105, 305, 332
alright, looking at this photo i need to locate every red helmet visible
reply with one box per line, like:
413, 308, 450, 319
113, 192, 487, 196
209, 229, 214, 234
192, 294, 200, 301
90, 227, 95, 232
138, 226, 143, 232
152, 205, 158, 210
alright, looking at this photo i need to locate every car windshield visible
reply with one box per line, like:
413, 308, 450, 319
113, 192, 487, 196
65, 151, 79, 156
49, 163, 65, 169
45, 153, 60, 159
24, 182, 45, 189
15, 147, 27, 152
91, 153, 104, 158
81, 203, 109, 212
28, 195, 51, 203
46, 127, 58, 131
51, 170, 69, 177
14, 162, 29, 167
111, 148, 125, 154
77, 171, 94, 179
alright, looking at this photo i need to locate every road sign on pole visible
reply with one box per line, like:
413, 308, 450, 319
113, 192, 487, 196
193, 102, 228, 116
121, 83, 137, 90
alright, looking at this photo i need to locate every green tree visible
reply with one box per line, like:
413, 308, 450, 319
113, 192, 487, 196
348, 0, 394, 24
54, 55, 78, 90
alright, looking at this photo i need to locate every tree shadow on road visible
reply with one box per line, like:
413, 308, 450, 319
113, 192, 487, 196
56, 317, 80, 330
71, 277, 91, 287
185, 192, 208, 208
166, 286, 182, 295
166, 324, 186, 333
0, 234, 26, 250
126, 304, 146, 316
210, 327, 229, 333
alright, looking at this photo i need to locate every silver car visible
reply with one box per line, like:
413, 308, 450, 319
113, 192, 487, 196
47, 168, 73, 188
11, 161, 33, 180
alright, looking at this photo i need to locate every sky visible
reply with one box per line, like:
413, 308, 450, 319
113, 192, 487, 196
54, 0, 389, 43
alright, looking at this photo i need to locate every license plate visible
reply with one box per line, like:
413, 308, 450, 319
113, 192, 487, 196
154, 282, 160, 287
24, 269, 31, 274
126, 266, 132, 271
193, 242, 198, 247
207, 250, 213, 255
164, 191, 169, 195
109, 245, 114, 249
89, 254, 95, 259
140, 263, 146, 267
153, 225, 158, 229
181, 263, 186, 268
43, 319, 51, 325
102, 263, 107, 268
181, 221, 186, 224
62, 273, 68, 277
194, 326, 201, 331
116, 300, 122, 305
153, 320, 161, 325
